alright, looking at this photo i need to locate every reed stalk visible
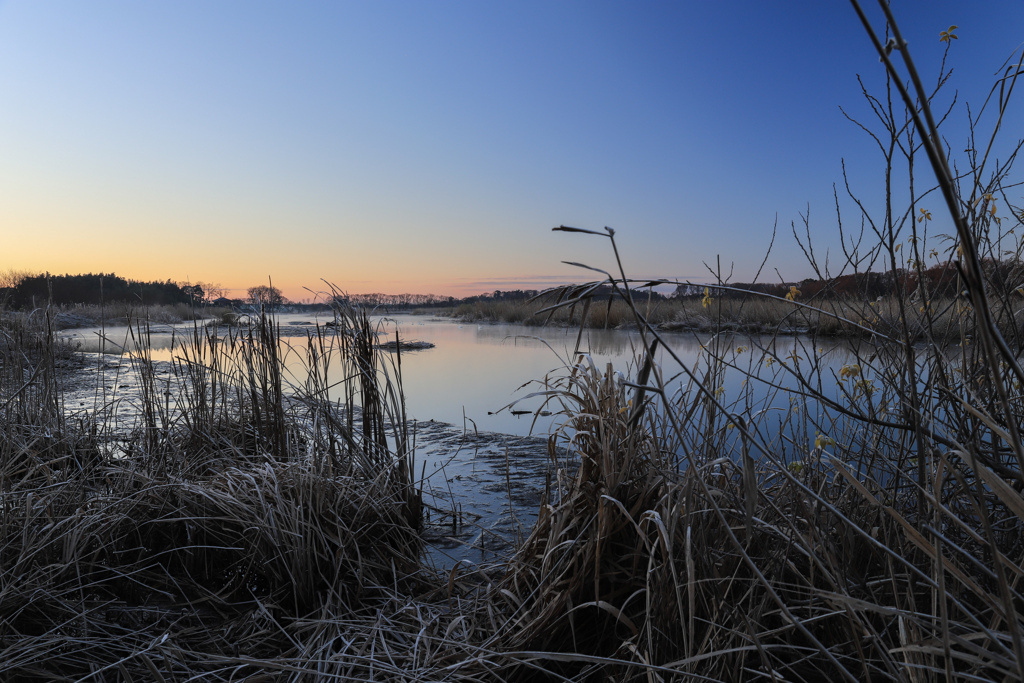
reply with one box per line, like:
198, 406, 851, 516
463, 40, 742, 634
1, 3, 1022, 680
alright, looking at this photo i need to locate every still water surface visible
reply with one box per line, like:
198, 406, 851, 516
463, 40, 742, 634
64, 312, 857, 438
63, 313, 861, 566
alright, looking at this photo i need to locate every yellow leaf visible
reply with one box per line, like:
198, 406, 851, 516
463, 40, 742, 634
701, 287, 713, 309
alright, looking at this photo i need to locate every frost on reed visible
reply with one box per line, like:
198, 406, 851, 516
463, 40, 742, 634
490, 5, 1024, 680
3, 3, 1024, 681
0, 303, 427, 680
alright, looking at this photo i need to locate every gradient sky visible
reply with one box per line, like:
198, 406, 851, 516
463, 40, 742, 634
1, 1, 1022, 301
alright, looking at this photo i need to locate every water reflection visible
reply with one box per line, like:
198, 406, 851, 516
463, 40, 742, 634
60, 313, 883, 568
61, 314, 862, 439
468, 322, 649, 357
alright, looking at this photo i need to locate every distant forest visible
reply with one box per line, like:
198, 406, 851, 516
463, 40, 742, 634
1, 273, 197, 308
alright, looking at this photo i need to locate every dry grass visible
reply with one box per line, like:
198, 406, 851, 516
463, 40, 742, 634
3, 5, 1024, 680
489, 347, 1024, 680
0, 304, 433, 681
6, 281, 1024, 679
11, 302, 215, 330
450, 292, 1024, 343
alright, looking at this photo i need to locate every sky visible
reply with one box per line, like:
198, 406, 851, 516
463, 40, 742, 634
1, 1, 1022, 302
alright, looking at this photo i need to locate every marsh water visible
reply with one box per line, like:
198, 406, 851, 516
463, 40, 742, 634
61, 313, 862, 568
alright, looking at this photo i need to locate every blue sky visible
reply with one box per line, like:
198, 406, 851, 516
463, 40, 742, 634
1, 1, 1021, 300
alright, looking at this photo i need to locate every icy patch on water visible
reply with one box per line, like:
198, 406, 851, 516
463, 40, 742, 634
411, 418, 562, 570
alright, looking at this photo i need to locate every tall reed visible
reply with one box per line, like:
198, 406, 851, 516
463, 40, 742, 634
486, 6, 1024, 678
0, 299, 426, 680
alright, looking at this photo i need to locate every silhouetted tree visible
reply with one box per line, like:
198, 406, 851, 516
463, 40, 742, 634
181, 284, 205, 304
247, 285, 287, 310
196, 281, 226, 302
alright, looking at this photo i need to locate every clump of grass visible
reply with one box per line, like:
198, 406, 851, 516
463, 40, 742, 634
208, 308, 242, 326
492, 342, 1024, 679
482, 11, 1024, 676
0, 299, 429, 680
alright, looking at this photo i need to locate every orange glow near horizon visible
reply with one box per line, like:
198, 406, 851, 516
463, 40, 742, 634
4, 218, 594, 302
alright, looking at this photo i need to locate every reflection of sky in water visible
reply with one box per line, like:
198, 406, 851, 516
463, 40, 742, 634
59, 314, 945, 568
62, 313, 865, 439
376, 317, 653, 435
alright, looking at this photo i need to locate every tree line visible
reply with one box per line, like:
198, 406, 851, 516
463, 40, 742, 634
0, 272, 235, 309
677, 259, 1024, 301
15, 262, 1013, 313
0, 273, 205, 308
